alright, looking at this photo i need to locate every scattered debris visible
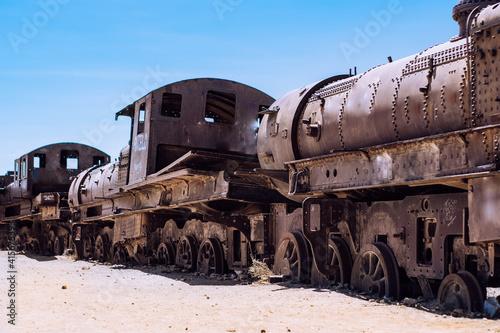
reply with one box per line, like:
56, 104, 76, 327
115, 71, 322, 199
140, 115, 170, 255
111, 265, 126, 270
248, 259, 273, 284
403, 297, 418, 307
484, 297, 500, 319
65, 250, 78, 261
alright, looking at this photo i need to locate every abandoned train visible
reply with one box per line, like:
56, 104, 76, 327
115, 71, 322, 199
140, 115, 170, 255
2, 0, 500, 313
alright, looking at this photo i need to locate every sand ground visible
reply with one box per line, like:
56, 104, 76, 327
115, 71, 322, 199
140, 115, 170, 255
0, 251, 499, 333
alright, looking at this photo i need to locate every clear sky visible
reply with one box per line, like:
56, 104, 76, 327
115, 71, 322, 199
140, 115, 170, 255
0, 0, 459, 174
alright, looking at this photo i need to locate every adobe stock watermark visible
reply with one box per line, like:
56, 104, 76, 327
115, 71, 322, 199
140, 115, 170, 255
339, 0, 408, 63
6, 221, 17, 326
213, 0, 243, 21
7, 0, 71, 54
82, 65, 169, 147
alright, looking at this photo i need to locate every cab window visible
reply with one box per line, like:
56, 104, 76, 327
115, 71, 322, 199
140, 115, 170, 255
14, 161, 19, 181
93, 156, 106, 166
22, 159, 26, 178
160, 93, 182, 118
138, 102, 146, 134
61, 150, 79, 170
34, 154, 46, 169
204, 90, 236, 124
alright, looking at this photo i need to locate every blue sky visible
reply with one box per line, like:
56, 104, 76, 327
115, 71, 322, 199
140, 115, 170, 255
0, 0, 459, 174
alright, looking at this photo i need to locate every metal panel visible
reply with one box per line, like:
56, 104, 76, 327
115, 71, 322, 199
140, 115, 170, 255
469, 175, 500, 242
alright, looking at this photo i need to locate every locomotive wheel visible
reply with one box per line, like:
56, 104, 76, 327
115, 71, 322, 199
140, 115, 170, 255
82, 237, 93, 259
274, 231, 311, 283
16, 227, 32, 252
93, 235, 104, 262
68, 236, 78, 258
93, 235, 110, 262
53, 236, 64, 256
176, 235, 198, 271
197, 238, 225, 275
437, 271, 485, 312
350, 242, 400, 300
15, 234, 26, 252
327, 237, 352, 286
46, 230, 56, 255
157, 242, 176, 266
28, 238, 40, 254
113, 245, 129, 265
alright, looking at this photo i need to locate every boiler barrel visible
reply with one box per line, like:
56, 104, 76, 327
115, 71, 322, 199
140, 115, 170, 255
258, 39, 469, 172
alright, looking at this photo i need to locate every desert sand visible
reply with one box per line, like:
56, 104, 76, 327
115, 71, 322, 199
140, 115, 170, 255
0, 251, 499, 333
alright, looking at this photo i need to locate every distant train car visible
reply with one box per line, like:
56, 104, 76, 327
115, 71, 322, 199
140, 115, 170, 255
0, 143, 109, 253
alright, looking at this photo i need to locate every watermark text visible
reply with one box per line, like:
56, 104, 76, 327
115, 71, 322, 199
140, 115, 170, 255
8, 0, 71, 54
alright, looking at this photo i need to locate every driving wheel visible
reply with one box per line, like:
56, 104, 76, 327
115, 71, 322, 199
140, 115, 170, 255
350, 242, 400, 299
197, 238, 225, 275
437, 271, 484, 312
176, 235, 198, 271
274, 231, 311, 283
157, 241, 176, 266
326, 237, 352, 286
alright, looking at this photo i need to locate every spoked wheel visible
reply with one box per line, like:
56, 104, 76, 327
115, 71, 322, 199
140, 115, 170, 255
53, 236, 65, 256
113, 245, 129, 265
351, 242, 400, 300
45, 231, 56, 255
27, 238, 40, 254
437, 271, 485, 312
15, 234, 27, 252
15, 229, 29, 252
176, 235, 198, 271
15, 227, 30, 252
68, 236, 78, 258
274, 230, 311, 283
82, 237, 93, 260
326, 237, 352, 286
93, 235, 110, 262
197, 238, 225, 275
157, 242, 176, 266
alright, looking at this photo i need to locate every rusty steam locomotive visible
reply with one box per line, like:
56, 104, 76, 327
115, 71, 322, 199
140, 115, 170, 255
2, 0, 500, 313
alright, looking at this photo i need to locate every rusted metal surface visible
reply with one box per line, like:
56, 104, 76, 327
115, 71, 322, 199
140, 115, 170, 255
453, 0, 500, 36
468, 175, 500, 242
258, 40, 469, 170
287, 125, 500, 197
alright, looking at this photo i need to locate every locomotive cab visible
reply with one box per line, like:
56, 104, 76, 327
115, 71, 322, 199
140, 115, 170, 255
0, 143, 110, 206
0, 172, 14, 192
115, 78, 274, 185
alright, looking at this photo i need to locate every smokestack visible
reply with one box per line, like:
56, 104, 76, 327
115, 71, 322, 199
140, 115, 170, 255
452, 0, 500, 37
